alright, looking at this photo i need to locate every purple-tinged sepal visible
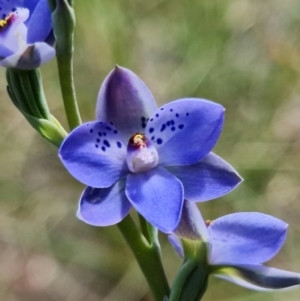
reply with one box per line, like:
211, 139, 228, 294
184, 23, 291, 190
175, 201, 209, 242
212, 264, 300, 291
96, 66, 158, 140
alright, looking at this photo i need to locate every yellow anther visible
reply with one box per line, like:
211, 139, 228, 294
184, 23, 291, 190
0, 14, 14, 30
129, 133, 146, 148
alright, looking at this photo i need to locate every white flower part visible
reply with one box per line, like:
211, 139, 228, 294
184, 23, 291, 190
127, 133, 159, 173
0, 8, 29, 52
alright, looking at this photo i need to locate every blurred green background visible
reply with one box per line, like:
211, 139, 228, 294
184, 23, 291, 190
1, 0, 300, 300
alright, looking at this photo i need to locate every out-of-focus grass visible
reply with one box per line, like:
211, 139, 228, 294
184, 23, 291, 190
1, 0, 300, 300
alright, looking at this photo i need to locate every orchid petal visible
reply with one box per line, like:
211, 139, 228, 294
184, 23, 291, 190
213, 264, 300, 291
24, 0, 41, 15
145, 98, 224, 166
59, 121, 129, 188
167, 153, 242, 202
208, 212, 288, 265
96, 66, 158, 140
126, 166, 183, 233
0, 44, 13, 58
0, 0, 25, 16
0, 43, 55, 69
175, 201, 209, 242
26, 0, 52, 43
77, 181, 132, 226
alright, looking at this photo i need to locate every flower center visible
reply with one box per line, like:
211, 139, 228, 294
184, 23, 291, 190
0, 13, 14, 31
127, 133, 159, 173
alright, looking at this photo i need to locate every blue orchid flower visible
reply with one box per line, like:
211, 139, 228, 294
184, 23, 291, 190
59, 66, 242, 233
170, 202, 300, 290
0, 0, 54, 69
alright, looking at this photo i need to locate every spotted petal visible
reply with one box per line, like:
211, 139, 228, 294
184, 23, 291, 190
59, 121, 129, 188
213, 264, 300, 291
126, 166, 183, 233
96, 66, 158, 140
145, 98, 224, 166
208, 212, 288, 265
77, 180, 132, 226
0, 0, 25, 16
26, 0, 52, 43
167, 153, 242, 202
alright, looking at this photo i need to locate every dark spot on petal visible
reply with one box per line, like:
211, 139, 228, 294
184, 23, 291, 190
96, 138, 100, 143
151, 136, 155, 141
110, 122, 114, 125
149, 128, 154, 133
102, 146, 106, 152
90, 129, 93, 133
104, 140, 110, 147
98, 132, 102, 137
160, 124, 166, 132
160, 107, 164, 110
117, 142, 122, 148
156, 114, 159, 117
178, 124, 184, 129
150, 118, 154, 122
142, 122, 146, 129
141, 117, 146, 122
103, 132, 107, 136
157, 138, 163, 145
106, 126, 111, 131
176, 113, 179, 117
113, 130, 118, 134
171, 127, 176, 131
95, 144, 99, 148
170, 109, 173, 112
186, 112, 190, 116
166, 121, 171, 126
171, 120, 175, 125
86, 123, 89, 126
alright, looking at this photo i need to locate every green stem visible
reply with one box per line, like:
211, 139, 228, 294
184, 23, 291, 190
52, 0, 81, 130
56, 52, 81, 130
117, 215, 170, 301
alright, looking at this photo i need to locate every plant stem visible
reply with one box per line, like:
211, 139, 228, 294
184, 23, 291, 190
56, 52, 81, 130
52, 0, 81, 130
117, 215, 170, 301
